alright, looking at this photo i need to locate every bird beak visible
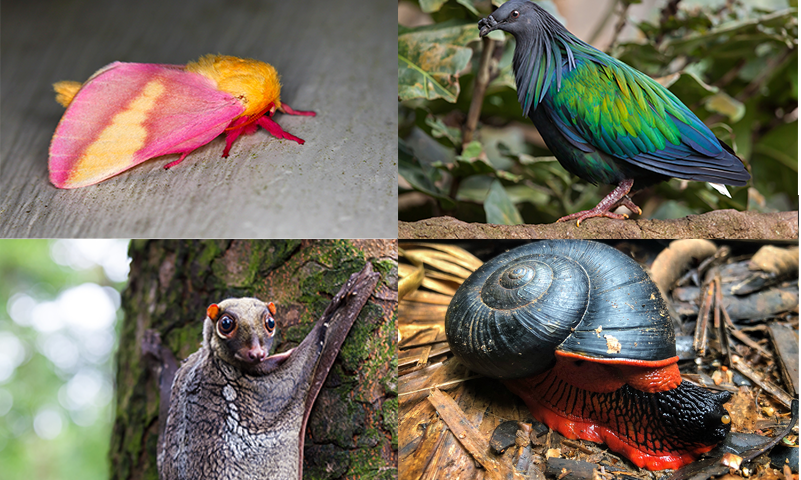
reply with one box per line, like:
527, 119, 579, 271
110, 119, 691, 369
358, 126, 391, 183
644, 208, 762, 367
478, 15, 498, 37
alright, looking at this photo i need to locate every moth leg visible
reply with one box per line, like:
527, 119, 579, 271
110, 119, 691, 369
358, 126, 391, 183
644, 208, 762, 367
257, 116, 305, 144
163, 152, 192, 169
278, 103, 316, 117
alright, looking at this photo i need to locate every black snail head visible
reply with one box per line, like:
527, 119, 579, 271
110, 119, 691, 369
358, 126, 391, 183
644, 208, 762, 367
445, 240, 675, 379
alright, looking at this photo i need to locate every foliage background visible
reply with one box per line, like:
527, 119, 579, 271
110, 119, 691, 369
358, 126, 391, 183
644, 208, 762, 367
0, 240, 129, 480
399, 0, 798, 225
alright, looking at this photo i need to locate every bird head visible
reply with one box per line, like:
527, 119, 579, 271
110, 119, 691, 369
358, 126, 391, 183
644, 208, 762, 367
479, 0, 546, 38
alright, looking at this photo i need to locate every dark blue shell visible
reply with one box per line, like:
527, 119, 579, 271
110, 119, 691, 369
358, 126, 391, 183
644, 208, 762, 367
445, 240, 676, 379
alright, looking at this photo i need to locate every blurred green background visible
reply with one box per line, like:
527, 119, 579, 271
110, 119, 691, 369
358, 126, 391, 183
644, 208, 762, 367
0, 240, 129, 480
399, 0, 798, 224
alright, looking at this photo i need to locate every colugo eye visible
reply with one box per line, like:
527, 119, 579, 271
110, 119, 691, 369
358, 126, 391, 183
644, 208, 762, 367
264, 313, 275, 333
218, 314, 236, 336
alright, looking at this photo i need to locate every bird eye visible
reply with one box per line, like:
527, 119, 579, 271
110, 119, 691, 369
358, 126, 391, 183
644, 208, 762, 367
511, 10, 519, 18
264, 312, 275, 334
218, 314, 237, 336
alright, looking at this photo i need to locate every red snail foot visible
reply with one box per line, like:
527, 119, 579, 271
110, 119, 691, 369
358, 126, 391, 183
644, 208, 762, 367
503, 371, 732, 470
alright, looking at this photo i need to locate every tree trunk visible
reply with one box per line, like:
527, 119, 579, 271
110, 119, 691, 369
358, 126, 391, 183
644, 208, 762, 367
109, 240, 398, 479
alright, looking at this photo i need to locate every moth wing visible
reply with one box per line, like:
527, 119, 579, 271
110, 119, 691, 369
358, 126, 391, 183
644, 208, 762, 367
49, 62, 245, 188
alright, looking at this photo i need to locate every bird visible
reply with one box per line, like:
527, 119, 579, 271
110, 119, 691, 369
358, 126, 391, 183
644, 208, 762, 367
478, 0, 750, 225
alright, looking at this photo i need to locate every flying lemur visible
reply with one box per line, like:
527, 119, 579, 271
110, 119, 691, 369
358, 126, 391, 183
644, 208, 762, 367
145, 264, 379, 480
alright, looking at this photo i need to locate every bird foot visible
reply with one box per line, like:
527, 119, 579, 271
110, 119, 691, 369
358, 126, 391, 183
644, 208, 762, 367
612, 195, 643, 216
556, 178, 641, 226
557, 209, 629, 226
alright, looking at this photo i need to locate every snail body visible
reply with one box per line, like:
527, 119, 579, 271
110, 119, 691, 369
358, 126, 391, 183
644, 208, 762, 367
445, 240, 731, 470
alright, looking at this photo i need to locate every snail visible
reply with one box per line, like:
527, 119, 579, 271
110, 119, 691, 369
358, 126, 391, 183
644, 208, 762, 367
445, 240, 732, 470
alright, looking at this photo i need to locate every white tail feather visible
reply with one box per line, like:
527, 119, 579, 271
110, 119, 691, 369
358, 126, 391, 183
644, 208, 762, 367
709, 183, 731, 198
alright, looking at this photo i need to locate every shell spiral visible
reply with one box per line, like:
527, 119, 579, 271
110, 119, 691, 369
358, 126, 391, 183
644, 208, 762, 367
445, 240, 675, 379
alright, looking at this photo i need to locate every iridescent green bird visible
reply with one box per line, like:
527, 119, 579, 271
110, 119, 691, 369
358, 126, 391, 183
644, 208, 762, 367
479, 0, 750, 225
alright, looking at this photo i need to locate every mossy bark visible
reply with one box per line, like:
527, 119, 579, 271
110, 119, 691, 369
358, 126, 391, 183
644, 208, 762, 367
109, 240, 398, 480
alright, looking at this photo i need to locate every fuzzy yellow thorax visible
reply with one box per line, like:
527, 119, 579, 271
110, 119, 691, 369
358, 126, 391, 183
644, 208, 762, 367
186, 54, 282, 119
53, 81, 82, 107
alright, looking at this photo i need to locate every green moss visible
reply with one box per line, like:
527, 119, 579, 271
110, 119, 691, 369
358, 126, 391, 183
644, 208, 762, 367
283, 322, 315, 345
196, 241, 224, 268
382, 398, 398, 449
309, 384, 366, 449
382, 357, 398, 396
337, 304, 382, 372
253, 240, 301, 274
348, 308, 396, 404
128, 239, 149, 254
168, 323, 204, 360
371, 258, 395, 275
314, 240, 364, 270
302, 444, 350, 480
345, 441, 397, 479
356, 426, 382, 448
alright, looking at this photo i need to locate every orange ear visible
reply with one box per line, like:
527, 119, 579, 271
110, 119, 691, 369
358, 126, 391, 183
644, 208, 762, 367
207, 304, 220, 320
267, 302, 276, 315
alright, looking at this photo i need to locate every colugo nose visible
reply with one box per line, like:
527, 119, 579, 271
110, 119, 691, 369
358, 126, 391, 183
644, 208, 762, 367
248, 346, 266, 362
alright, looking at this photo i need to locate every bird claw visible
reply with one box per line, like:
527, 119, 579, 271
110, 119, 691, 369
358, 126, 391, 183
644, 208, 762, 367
612, 195, 643, 216
556, 178, 641, 226
557, 210, 629, 226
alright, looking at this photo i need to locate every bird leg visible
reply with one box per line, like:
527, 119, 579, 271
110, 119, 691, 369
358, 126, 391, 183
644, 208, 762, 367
557, 178, 642, 226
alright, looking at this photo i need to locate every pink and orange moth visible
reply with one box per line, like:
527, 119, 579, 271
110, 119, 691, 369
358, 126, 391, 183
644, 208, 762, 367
48, 54, 315, 189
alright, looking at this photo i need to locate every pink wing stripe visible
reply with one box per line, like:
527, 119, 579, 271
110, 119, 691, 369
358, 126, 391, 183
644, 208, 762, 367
49, 62, 245, 187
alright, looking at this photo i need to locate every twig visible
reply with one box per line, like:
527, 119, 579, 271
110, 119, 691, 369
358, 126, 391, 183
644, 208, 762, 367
399, 376, 482, 397
607, 2, 630, 51
655, 0, 682, 46
731, 356, 793, 408
587, 0, 620, 45
693, 282, 714, 355
427, 387, 522, 480
705, 48, 795, 126
463, 36, 496, 147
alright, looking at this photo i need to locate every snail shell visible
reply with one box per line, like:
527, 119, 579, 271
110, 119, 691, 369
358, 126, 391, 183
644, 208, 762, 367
445, 240, 675, 379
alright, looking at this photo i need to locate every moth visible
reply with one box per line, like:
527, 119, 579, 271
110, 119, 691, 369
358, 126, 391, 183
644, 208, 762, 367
49, 54, 315, 188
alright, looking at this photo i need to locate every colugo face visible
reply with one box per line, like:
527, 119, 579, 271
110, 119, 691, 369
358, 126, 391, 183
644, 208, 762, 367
203, 297, 278, 375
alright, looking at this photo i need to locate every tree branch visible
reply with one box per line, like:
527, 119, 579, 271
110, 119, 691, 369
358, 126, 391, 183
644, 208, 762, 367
399, 210, 798, 240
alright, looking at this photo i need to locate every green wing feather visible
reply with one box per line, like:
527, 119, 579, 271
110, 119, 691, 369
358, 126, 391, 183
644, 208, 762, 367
546, 52, 723, 161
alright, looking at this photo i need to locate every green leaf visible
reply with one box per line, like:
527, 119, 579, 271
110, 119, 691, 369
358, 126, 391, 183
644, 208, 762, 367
461, 140, 483, 158
455, 0, 480, 16
398, 21, 477, 102
398, 139, 457, 210
441, 141, 496, 177
666, 8, 798, 56
666, 71, 719, 105
504, 184, 551, 205
495, 170, 524, 182
484, 180, 523, 225
704, 92, 746, 122
425, 115, 462, 146
755, 123, 799, 172
419, 0, 448, 14
456, 175, 493, 202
